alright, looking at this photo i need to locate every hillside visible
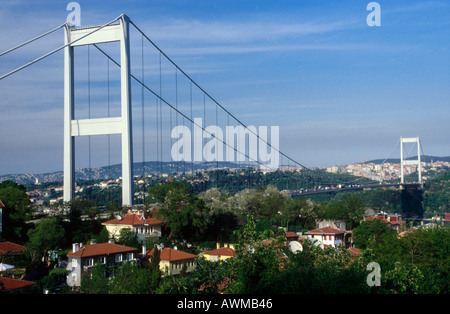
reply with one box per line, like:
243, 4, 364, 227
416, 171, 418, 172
366, 155, 450, 164
0, 161, 246, 185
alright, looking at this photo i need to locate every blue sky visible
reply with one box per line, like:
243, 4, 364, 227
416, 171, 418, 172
0, 0, 449, 175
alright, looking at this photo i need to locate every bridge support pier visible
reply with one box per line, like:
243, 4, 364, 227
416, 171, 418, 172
63, 15, 134, 207
400, 136, 422, 185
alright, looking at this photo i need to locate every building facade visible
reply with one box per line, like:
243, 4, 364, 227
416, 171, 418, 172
304, 226, 346, 248
66, 242, 137, 287
102, 212, 164, 243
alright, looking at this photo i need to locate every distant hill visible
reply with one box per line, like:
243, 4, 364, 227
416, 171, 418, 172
365, 155, 450, 164
0, 161, 248, 185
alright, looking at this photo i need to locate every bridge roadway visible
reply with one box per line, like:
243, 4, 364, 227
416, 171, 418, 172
289, 182, 422, 197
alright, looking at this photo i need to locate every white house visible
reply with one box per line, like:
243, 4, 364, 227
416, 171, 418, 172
66, 242, 137, 287
102, 212, 164, 243
304, 226, 345, 248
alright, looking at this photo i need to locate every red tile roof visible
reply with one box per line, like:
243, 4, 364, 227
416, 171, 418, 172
142, 247, 197, 262
286, 232, 299, 239
102, 213, 163, 226
347, 247, 362, 256
305, 226, 345, 235
203, 247, 235, 257
0, 277, 35, 293
0, 200, 4, 207
67, 243, 137, 258
0, 242, 27, 255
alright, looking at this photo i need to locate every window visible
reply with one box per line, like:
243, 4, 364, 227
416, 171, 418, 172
127, 252, 134, 261
86, 258, 94, 267
98, 256, 106, 264
115, 254, 122, 263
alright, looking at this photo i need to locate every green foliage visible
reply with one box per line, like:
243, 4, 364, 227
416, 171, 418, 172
148, 182, 209, 241
319, 194, 365, 229
117, 227, 139, 249
381, 262, 424, 294
423, 172, 450, 216
80, 262, 109, 294
26, 217, 65, 263
353, 218, 396, 249
0, 180, 32, 240
109, 262, 155, 294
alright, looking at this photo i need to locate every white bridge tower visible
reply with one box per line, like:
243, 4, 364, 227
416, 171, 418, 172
63, 15, 134, 206
400, 136, 422, 185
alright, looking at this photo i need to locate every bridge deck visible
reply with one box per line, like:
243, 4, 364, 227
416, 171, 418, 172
289, 182, 422, 197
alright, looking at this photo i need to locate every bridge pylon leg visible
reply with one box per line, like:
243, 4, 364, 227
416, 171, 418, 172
63, 15, 134, 208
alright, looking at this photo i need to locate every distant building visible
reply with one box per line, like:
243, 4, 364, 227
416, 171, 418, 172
285, 232, 300, 242
66, 242, 137, 287
201, 244, 235, 262
139, 246, 197, 276
0, 241, 27, 256
316, 220, 353, 248
304, 227, 346, 248
0, 277, 35, 294
102, 212, 164, 243
364, 213, 406, 232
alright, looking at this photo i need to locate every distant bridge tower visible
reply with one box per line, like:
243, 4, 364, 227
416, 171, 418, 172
400, 136, 422, 185
63, 15, 134, 206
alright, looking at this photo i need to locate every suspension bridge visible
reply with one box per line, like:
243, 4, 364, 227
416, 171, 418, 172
0, 14, 426, 206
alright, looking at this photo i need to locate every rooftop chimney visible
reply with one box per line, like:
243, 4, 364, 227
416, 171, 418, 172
72, 243, 79, 253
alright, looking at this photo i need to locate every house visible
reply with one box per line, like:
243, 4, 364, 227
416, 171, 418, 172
66, 242, 137, 287
318, 220, 346, 231
0, 277, 35, 294
0, 241, 27, 256
102, 212, 164, 243
201, 244, 235, 261
304, 226, 345, 248
139, 246, 197, 276
285, 232, 300, 242
364, 213, 406, 232
316, 220, 353, 248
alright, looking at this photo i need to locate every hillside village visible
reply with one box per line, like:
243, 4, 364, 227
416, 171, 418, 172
0, 159, 449, 294
1, 202, 449, 294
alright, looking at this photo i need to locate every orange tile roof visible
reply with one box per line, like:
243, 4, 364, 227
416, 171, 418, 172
305, 226, 345, 235
0, 241, 27, 255
102, 213, 163, 226
143, 247, 197, 262
347, 247, 362, 256
0, 277, 35, 292
286, 232, 299, 238
203, 247, 235, 257
67, 243, 137, 258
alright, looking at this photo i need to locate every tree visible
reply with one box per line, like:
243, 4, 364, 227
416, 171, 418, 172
148, 182, 209, 241
0, 180, 31, 241
117, 227, 139, 249
320, 194, 365, 229
26, 217, 65, 264
382, 262, 424, 294
80, 261, 109, 294
353, 218, 396, 249
109, 262, 155, 294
